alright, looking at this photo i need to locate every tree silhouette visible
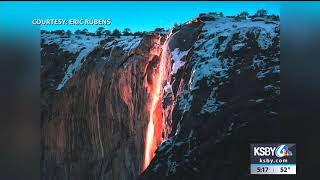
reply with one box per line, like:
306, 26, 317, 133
112, 29, 121, 37
123, 28, 132, 36
96, 27, 105, 37
66, 30, 72, 37
102, 30, 111, 37
80, 28, 88, 35
75, 29, 81, 35
255, 9, 268, 17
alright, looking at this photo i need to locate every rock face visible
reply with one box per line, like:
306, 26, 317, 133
41, 33, 165, 179
138, 14, 280, 180
41, 13, 280, 180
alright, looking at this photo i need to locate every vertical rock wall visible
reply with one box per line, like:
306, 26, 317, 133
41, 33, 167, 180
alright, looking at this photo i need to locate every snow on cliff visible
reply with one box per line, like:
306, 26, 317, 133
171, 48, 189, 74
139, 14, 280, 179
41, 33, 142, 90
171, 16, 279, 115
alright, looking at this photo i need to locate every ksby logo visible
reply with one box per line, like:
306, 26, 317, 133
253, 144, 293, 157
275, 144, 293, 157
254, 147, 276, 156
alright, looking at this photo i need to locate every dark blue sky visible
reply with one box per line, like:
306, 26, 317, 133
1, 1, 280, 33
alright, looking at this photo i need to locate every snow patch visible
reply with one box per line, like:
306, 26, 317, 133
232, 43, 246, 51
166, 154, 177, 176
104, 36, 142, 51
42, 34, 103, 54
56, 45, 97, 90
41, 33, 142, 90
189, 57, 227, 91
256, 70, 270, 79
255, 98, 265, 103
200, 87, 225, 114
177, 91, 193, 112
264, 84, 280, 95
171, 48, 189, 74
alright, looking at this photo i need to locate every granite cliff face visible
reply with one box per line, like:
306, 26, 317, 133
41, 13, 280, 180
139, 14, 280, 180
41, 33, 164, 179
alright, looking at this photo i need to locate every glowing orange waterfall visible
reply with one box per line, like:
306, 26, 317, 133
143, 32, 172, 171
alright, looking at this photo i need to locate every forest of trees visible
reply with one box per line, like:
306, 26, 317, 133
41, 9, 279, 37
42, 27, 147, 37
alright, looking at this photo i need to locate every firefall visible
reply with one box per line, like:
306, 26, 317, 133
143, 31, 172, 171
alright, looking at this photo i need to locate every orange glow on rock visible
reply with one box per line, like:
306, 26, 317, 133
185, 18, 199, 24
143, 32, 172, 171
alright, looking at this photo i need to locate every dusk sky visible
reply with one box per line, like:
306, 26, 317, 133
1, 1, 280, 33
